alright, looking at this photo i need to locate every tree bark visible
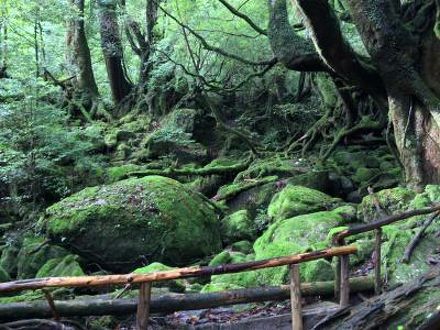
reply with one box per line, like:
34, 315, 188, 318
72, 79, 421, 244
345, 0, 440, 187
98, 0, 132, 104
66, 0, 99, 103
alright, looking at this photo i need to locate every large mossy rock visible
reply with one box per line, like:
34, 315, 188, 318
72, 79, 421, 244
358, 187, 415, 222
41, 176, 222, 272
36, 254, 85, 278
16, 237, 69, 279
210, 206, 355, 288
220, 210, 257, 244
359, 185, 440, 285
268, 185, 341, 222
141, 109, 208, 163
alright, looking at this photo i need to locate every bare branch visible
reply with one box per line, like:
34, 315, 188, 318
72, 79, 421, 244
158, 4, 274, 66
217, 0, 267, 35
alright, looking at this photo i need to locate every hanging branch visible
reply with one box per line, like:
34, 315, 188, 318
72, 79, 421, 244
158, 3, 275, 66
217, 0, 267, 35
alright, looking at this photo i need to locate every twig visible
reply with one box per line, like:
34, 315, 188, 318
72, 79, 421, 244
42, 289, 60, 321
402, 211, 440, 263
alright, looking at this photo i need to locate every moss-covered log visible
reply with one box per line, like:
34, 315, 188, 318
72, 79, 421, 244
121, 158, 252, 180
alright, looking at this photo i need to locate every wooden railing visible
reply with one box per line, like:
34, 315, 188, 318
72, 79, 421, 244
0, 246, 357, 330
332, 204, 440, 302
1, 204, 437, 329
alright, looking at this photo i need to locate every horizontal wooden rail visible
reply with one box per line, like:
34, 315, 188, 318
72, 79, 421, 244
333, 204, 440, 243
0, 277, 374, 322
0, 245, 356, 294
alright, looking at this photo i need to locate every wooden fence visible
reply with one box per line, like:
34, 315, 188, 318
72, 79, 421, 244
0, 203, 438, 330
0, 246, 357, 330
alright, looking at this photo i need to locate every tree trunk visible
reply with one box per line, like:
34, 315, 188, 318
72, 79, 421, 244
345, 0, 440, 187
98, 0, 132, 104
66, 0, 99, 104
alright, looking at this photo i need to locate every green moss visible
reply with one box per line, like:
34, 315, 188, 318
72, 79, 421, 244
212, 206, 354, 288
234, 157, 300, 181
132, 262, 185, 293
221, 210, 257, 244
88, 316, 119, 330
359, 187, 415, 222
0, 245, 19, 277
268, 185, 342, 222
381, 225, 434, 284
0, 265, 10, 282
231, 240, 253, 254
16, 237, 68, 279
36, 254, 84, 278
107, 164, 144, 183
301, 259, 334, 282
209, 251, 232, 267
352, 167, 380, 184
41, 176, 222, 272
201, 282, 244, 293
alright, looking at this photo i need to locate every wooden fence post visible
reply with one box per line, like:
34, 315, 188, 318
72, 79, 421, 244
374, 228, 382, 295
290, 264, 303, 330
136, 282, 152, 330
339, 254, 350, 307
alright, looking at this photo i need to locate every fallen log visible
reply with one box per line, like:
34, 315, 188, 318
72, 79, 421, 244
0, 245, 356, 294
121, 157, 253, 180
313, 266, 440, 329
0, 277, 373, 321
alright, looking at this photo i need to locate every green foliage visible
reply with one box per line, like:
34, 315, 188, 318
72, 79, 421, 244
0, 79, 105, 221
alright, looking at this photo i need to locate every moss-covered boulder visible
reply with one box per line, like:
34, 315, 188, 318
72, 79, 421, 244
211, 206, 355, 288
221, 210, 257, 244
132, 262, 185, 292
268, 185, 342, 222
142, 109, 209, 163
0, 245, 19, 277
359, 185, 440, 284
41, 176, 222, 272
17, 237, 69, 279
358, 187, 415, 222
36, 254, 84, 278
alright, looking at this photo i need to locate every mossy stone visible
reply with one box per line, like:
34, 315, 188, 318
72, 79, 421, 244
0, 265, 10, 282
268, 185, 341, 222
211, 206, 355, 288
133, 262, 185, 292
36, 254, 84, 278
352, 167, 380, 184
17, 237, 68, 279
231, 240, 253, 254
41, 176, 222, 272
0, 245, 19, 277
221, 210, 257, 244
358, 187, 415, 222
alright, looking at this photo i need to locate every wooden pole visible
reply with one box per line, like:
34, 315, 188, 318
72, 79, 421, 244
0, 277, 374, 321
374, 228, 382, 295
333, 204, 440, 243
290, 264, 303, 330
0, 245, 357, 294
339, 238, 350, 307
136, 282, 152, 330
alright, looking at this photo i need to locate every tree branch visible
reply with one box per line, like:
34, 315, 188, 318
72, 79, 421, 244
293, 0, 386, 105
159, 4, 274, 66
267, 0, 327, 72
217, 0, 267, 35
